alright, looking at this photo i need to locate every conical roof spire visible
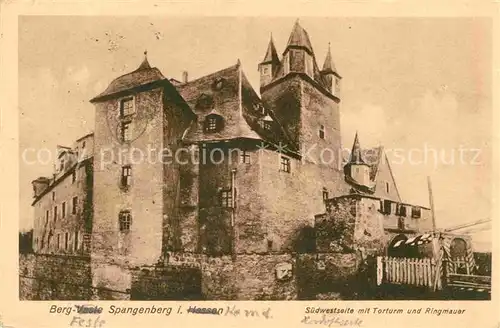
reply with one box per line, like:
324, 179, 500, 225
349, 132, 366, 165
322, 42, 338, 74
285, 19, 314, 54
137, 50, 151, 70
261, 34, 279, 64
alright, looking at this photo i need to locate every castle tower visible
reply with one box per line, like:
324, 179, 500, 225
260, 20, 342, 164
282, 19, 315, 78
260, 20, 347, 231
345, 132, 371, 187
258, 34, 280, 89
321, 43, 342, 97
88, 52, 195, 298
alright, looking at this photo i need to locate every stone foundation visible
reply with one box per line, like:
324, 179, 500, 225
20, 251, 367, 300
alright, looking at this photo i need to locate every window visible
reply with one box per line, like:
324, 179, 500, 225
280, 156, 291, 173
64, 232, 69, 250
121, 165, 132, 188
57, 234, 60, 250
319, 125, 325, 139
411, 206, 422, 219
121, 121, 132, 142
322, 188, 329, 201
221, 190, 232, 208
119, 211, 132, 232
212, 78, 225, 91
60, 159, 65, 171
72, 171, 76, 183
263, 120, 272, 130
267, 239, 273, 250
380, 199, 392, 215
45, 210, 49, 223
240, 151, 250, 164
53, 206, 58, 221
74, 231, 79, 251
283, 53, 290, 75
120, 98, 134, 117
62, 202, 66, 218
82, 141, 86, 149
206, 117, 218, 132
72, 196, 78, 214
52, 191, 55, 201
396, 204, 407, 217
386, 182, 390, 193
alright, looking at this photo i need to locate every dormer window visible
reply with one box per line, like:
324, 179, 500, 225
212, 78, 225, 91
204, 114, 223, 133
261, 114, 273, 131
120, 97, 134, 117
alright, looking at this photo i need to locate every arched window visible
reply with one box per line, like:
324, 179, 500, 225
119, 210, 132, 232
204, 114, 224, 133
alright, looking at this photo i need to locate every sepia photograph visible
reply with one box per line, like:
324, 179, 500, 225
17, 16, 492, 301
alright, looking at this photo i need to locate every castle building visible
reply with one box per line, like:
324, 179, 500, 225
31, 133, 94, 255
30, 20, 433, 299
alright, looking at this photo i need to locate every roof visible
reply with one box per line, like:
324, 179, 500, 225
348, 132, 367, 165
262, 21, 335, 97
31, 157, 93, 206
285, 20, 314, 54
261, 36, 280, 64
175, 62, 295, 150
322, 43, 339, 76
91, 57, 165, 102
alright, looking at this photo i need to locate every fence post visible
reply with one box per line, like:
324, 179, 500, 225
376, 256, 383, 286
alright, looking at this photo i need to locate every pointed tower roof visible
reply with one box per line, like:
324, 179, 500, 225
261, 35, 279, 64
285, 19, 314, 55
322, 43, 338, 75
136, 50, 151, 70
91, 51, 164, 102
349, 132, 367, 165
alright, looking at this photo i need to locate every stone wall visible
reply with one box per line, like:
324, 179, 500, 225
130, 265, 202, 300
163, 252, 297, 300
296, 253, 363, 300
20, 251, 369, 301
19, 253, 92, 300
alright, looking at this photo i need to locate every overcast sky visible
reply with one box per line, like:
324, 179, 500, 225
18, 17, 492, 249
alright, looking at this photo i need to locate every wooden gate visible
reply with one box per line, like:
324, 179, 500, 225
376, 256, 438, 290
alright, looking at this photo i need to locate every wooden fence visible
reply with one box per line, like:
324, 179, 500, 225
377, 256, 437, 289
446, 273, 491, 292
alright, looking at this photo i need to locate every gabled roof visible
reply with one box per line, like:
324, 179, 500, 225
91, 56, 165, 102
175, 62, 295, 151
285, 20, 314, 54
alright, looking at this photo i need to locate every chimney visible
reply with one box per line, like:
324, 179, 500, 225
182, 71, 189, 83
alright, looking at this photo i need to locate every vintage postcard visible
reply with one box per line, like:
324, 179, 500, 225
0, 1, 498, 328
